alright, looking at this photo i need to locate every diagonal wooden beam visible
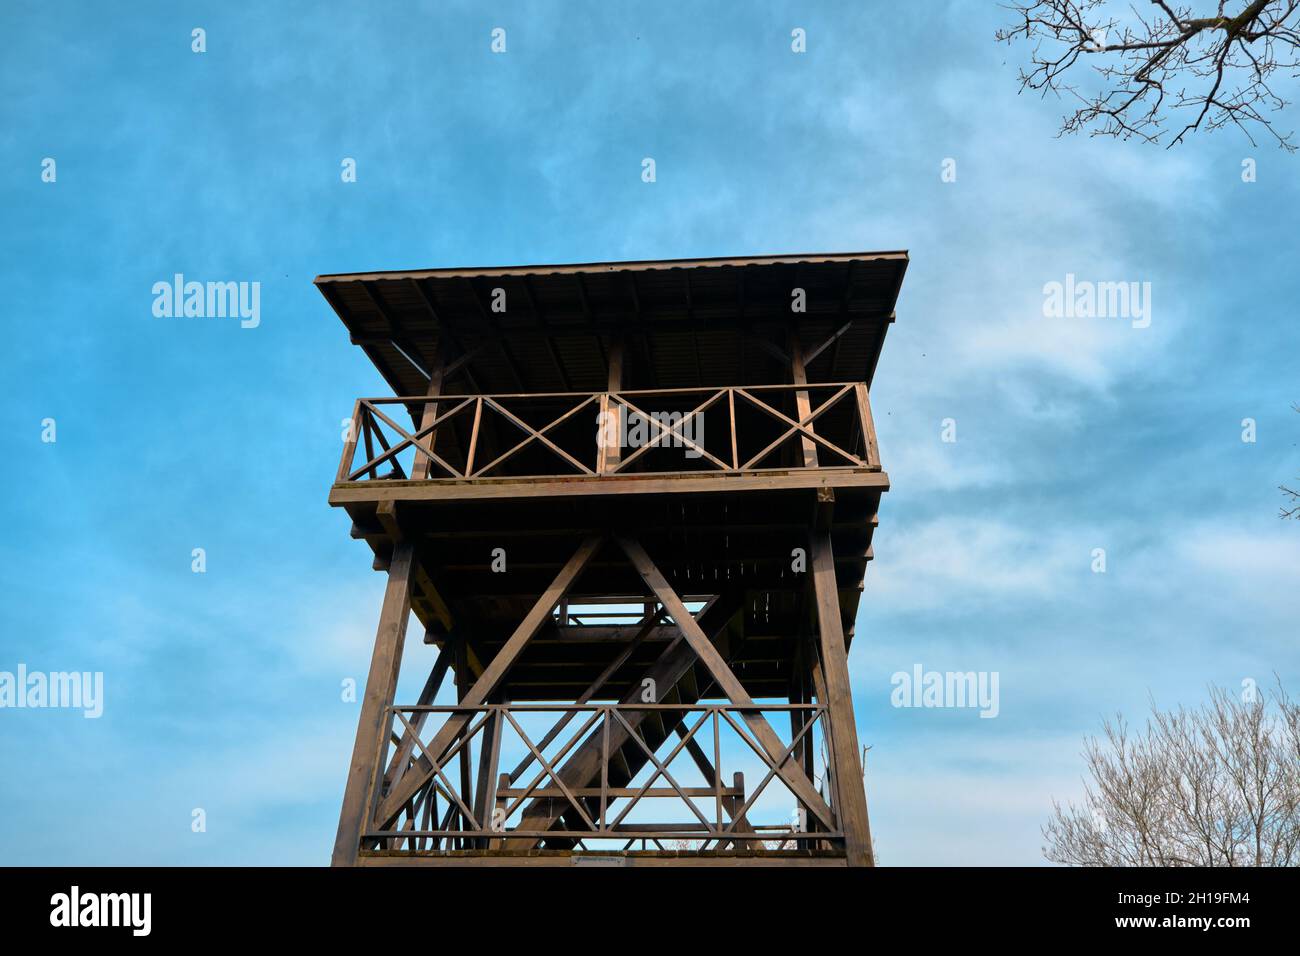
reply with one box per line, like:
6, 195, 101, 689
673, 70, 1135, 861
502, 709, 598, 831
751, 333, 791, 368
475, 395, 597, 477
503, 598, 741, 848
384, 640, 454, 788
804, 319, 855, 366
521, 276, 571, 391
357, 280, 433, 381
734, 384, 864, 469
606, 709, 715, 832
350, 398, 473, 481
374, 535, 604, 828
616, 536, 836, 830
394, 709, 485, 832
506, 605, 668, 783
672, 720, 755, 849
463, 277, 526, 390
611, 390, 730, 473
718, 707, 820, 835
406, 278, 483, 392
500, 708, 605, 821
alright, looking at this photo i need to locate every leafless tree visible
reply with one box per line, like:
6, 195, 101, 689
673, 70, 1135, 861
1282, 403, 1300, 519
1044, 682, 1300, 865
997, 1, 1300, 149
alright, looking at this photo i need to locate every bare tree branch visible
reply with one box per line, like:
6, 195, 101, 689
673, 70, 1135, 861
1282, 403, 1300, 519
997, 0, 1300, 149
1044, 680, 1300, 865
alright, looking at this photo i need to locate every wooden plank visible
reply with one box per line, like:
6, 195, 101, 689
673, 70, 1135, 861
601, 336, 624, 472
728, 388, 738, 469
805, 319, 855, 365
854, 382, 880, 469
464, 397, 483, 477
789, 332, 819, 469
329, 469, 889, 505
356, 381, 864, 403
337, 400, 362, 484
497, 786, 742, 799
472, 704, 504, 849
411, 347, 445, 481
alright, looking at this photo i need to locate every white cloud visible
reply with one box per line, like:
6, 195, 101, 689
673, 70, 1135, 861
869, 517, 1081, 611
867, 732, 1085, 865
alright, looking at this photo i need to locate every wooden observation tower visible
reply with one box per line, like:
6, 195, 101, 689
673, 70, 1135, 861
319, 252, 906, 867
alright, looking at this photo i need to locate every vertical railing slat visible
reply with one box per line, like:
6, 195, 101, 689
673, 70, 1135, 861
854, 382, 880, 468
464, 396, 483, 477
337, 399, 361, 483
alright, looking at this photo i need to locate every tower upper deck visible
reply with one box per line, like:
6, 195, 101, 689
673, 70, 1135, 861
318, 253, 906, 700
318, 251, 905, 502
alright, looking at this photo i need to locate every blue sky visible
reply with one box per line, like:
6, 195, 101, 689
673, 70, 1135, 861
1, 1, 1297, 865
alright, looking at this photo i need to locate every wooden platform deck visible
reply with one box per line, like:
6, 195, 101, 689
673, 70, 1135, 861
334, 471, 885, 701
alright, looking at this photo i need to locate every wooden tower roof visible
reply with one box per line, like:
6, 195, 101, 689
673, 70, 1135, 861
315, 251, 908, 398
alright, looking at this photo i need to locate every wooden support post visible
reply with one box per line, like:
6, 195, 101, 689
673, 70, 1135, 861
598, 336, 624, 474
490, 772, 511, 850
332, 544, 416, 866
809, 530, 874, 866
473, 701, 504, 848
789, 641, 814, 837
411, 347, 445, 480
789, 331, 819, 469
455, 641, 474, 849
854, 382, 880, 468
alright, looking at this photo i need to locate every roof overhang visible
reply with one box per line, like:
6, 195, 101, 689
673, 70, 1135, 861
315, 251, 908, 398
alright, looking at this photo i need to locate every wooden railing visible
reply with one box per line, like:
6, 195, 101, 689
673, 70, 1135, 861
365, 702, 839, 853
336, 382, 880, 483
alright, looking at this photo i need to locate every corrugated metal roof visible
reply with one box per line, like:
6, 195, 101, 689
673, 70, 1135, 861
315, 251, 908, 400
